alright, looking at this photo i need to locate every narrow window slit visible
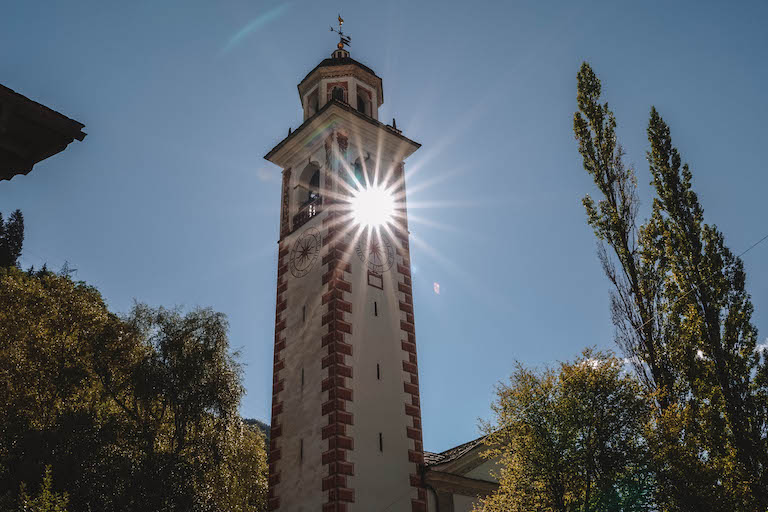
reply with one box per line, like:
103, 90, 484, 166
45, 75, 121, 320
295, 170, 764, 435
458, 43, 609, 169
300, 439, 304, 462
374, 301, 378, 317
379, 433, 383, 452
377, 363, 380, 380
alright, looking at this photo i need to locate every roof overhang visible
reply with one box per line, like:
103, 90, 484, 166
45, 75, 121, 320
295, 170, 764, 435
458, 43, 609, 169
0, 84, 86, 181
264, 99, 419, 168
423, 436, 499, 498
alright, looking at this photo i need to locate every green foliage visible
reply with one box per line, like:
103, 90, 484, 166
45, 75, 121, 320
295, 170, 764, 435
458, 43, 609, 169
18, 466, 69, 512
0, 210, 24, 267
205, 424, 269, 512
573, 62, 768, 510
242, 418, 270, 440
478, 350, 654, 512
0, 266, 267, 511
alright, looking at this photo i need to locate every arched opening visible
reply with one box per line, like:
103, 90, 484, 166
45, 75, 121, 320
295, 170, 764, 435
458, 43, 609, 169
356, 86, 371, 116
331, 86, 345, 102
308, 169, 320, 202
293, 163, 322, 229
306, 90, 318, 117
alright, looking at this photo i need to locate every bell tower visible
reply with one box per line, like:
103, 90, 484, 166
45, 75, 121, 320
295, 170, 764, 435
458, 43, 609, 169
264, 20, 426, 512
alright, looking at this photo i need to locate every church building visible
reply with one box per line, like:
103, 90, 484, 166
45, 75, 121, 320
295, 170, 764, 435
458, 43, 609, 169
264, 19, 498, 511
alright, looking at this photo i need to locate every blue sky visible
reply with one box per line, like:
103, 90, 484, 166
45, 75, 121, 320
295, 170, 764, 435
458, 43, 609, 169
2, 0, 767, 452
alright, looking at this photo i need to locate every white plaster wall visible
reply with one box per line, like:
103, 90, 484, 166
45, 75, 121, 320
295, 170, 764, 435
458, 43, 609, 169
346, 228, 416, 511
272, 213, 327, 511
453, 494, 481, 512
270, 107, 418, 510
276, 210, 417, 511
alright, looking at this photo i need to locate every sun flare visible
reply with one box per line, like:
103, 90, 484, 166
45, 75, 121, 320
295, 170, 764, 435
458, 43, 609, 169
350, 185, 395, 228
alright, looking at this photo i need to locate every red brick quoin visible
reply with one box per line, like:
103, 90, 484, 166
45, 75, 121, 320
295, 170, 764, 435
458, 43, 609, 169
321, 206, 356, 512
267, 243, 290, 511
393, 162, 427, 512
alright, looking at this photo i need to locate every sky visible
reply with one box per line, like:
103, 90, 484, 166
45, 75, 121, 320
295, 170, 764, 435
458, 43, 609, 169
2, 0, 767, 453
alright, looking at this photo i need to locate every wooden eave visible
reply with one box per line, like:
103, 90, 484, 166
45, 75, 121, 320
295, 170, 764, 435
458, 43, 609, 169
0, 83, 86, 181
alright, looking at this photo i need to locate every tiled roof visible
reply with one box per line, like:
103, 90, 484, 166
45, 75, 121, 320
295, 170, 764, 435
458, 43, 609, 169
424, 436, 487, 467
423, 451, 444, 465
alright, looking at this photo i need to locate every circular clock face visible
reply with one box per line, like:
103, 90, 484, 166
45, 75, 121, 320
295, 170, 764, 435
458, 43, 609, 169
355, 230, 395, 273
290, 227, 322, 278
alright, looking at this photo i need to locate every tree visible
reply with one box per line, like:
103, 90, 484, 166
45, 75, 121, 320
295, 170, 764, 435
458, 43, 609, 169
0, 266, 268, 511
18, 466, 69, 512
573, 62, 768, 510
645, 108, 768, 505
0, 209, 24, 267
205, 424, 269, 512
478, 350, 653, 512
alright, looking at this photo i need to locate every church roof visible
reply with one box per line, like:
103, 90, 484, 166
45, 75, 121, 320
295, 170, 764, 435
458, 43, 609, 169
424, 435, 487, 467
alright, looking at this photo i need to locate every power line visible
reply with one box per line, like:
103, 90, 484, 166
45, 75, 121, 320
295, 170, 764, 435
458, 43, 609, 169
373, 230, 768, 512
505, 228, 768, 422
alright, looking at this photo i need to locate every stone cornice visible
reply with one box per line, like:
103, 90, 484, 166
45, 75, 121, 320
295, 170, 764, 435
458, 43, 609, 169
264, 100, 419, 168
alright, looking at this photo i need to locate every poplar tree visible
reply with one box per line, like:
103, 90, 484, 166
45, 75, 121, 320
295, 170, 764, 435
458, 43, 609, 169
573, 62, 768, 511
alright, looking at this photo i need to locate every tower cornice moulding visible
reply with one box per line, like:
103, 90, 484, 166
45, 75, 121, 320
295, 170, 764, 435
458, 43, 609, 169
265, 100, 419, 169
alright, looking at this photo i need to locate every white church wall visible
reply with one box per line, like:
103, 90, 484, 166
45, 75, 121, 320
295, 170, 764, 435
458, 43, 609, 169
453, 494, 481, 512
346, 226, 418, 510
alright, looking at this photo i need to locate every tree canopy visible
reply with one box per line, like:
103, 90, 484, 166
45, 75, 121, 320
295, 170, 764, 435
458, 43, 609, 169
572, 62, 768, 511
0, 265, 268, 511
478, 350, 653, 512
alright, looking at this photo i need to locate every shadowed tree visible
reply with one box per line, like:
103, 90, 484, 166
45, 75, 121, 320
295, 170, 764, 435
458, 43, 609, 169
18, 466, 69, 512
573, 62, 768, 511
0, 266, 268, 511
0, 210, 24, 267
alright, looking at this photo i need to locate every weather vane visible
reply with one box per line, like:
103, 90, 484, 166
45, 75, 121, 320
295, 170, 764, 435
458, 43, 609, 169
330, 15, 351, 50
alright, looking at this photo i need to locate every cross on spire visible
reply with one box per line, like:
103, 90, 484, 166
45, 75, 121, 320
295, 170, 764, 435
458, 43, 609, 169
329, 15, 351, 50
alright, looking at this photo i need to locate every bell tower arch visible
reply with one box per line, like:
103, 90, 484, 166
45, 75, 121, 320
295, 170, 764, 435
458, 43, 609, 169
264, 25, 426, 512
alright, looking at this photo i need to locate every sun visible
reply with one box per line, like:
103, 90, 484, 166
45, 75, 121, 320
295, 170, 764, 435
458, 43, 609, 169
350, 184, 395, 228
